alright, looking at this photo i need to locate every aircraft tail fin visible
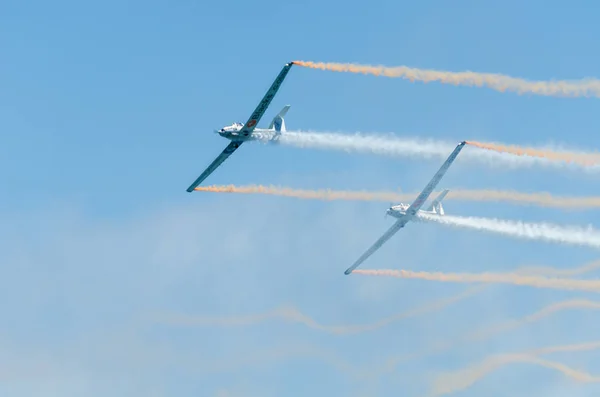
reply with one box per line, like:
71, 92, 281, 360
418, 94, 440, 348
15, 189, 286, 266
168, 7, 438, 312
426, 189, 449, 215
268, 105, 290, 133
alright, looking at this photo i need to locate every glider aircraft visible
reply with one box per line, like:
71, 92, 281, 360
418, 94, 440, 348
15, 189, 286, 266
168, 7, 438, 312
344, 141, 466, 275
386, 188, 449, 219
186, 62, 295, 192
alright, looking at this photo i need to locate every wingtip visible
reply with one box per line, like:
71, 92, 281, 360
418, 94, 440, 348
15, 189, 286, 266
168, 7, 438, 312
344, 269, 352, 275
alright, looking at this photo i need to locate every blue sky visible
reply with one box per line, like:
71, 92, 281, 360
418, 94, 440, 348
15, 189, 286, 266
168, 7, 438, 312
3, 0, 600, 395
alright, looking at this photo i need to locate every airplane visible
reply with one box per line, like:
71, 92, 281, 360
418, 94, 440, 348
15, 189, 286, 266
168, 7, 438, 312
186, 62, 295, 192
386, 189, 449, 219
216, 104, 291, 142
343, 141, 466, 275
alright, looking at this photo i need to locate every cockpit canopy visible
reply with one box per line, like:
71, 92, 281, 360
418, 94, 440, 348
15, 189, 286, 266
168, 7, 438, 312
219, 122, 244, 132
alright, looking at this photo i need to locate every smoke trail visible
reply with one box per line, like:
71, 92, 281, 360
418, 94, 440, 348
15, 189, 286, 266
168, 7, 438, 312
528, 340, 600, 355
430, 354, 600, 396
194, 184, 600, 210
353, 269, 600, 293
417, 212, 600, 250
459, 299, 600, 347
536, 258, 600, 277
158, 285, 484, 335
271, 132, 456, 161
466, 140, 600, 167
254, 130, 598, 171
293, 60, 600, 98
430, 341, 600, 396
339, 289, 600, 379
398, 297, 600, 370
195, 184, 417, 202
471, 299, 600, 340
196, 343, 366, 379
382, 260, 600, 368
196, 342, 421, 382
160, 260, 600, 339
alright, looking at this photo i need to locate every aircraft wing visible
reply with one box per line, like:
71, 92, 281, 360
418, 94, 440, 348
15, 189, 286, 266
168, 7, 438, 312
404, 141, 466, 216
238, 62, 295, 137
185, 141, 243, 192
185, 62, 294, 192
343, 217, 410, 275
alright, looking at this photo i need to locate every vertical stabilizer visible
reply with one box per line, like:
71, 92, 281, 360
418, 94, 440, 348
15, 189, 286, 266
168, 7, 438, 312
268, 105, 291, 133
426, 189, 449, 214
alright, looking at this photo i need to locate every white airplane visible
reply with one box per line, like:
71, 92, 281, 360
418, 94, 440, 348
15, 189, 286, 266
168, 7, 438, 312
216, 104, 290, 141
344, 141, 466, 275
386, 189, 449, 219
186, 62, 295, 192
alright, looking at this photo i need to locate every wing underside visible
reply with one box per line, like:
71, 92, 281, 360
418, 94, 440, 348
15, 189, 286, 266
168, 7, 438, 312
343, 218, 409, 275
185, 141, 243, 192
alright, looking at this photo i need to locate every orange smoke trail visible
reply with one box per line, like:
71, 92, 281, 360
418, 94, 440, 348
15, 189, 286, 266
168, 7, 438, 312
520, 258, 600, 277
464, 299, 600, 349
430, 340, 600, 395
194, 184, 600, 210
195, 184, 414, 202
198, 344, 368, 379
353, 269, 600, 293
527, 340, 600, 356
159, 260, 600, 339
396, 297, 600, 372
379, 260, 600, 370
158, 285, 484, 335
431, 354, 600, 396
293, 60, 600, 98
466, 140, 600, 167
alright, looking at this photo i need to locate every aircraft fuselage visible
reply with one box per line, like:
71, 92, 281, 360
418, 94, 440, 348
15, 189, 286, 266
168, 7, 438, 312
386, 205, 440, 220
216, 124, 277, 141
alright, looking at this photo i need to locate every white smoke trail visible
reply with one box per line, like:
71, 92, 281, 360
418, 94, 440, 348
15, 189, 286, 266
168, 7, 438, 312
417, 212, 600, 250
253, 131, 597, 172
